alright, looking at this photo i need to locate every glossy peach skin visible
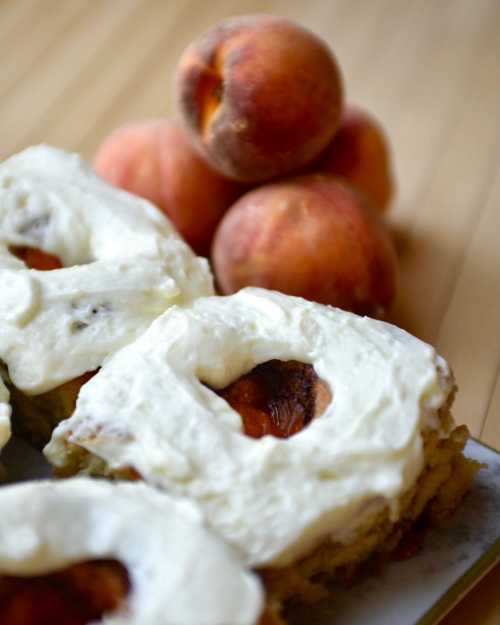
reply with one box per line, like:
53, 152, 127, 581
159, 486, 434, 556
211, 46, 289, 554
212, 175, 398, 317
175, 15, 343, 182
93, 119, 243, 256
315, 105, 394, 212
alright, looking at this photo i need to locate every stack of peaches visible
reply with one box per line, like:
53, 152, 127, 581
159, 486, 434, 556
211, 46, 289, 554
95, 15, 397, 318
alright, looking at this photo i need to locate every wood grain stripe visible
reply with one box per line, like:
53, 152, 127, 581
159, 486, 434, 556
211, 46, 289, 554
0, 0, 90, 103
437, 165, 500, 436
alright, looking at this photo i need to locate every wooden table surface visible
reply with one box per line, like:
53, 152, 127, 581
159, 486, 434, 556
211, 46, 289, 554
1, 0, 499, 622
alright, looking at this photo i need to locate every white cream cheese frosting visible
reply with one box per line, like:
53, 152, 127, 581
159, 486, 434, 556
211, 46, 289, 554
0, 478, 263, 625
0, 145, 214, 394
0, 252, 179, 393
46, 288, 454, 568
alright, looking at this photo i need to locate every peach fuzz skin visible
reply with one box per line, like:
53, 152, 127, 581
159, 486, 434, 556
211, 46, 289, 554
175, 15, 343, 183
93, 118, 242, 256
212, 175, 398, 318
316, 105, 394, 212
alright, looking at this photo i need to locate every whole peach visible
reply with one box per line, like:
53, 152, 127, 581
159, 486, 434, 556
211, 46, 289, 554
93, 118, 242, 256
212, 175, 398, 317
316, 105, 394, 211
175, 15, 343, 182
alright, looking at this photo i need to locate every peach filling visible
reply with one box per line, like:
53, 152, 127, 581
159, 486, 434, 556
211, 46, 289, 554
215, 360, 331, 439
0, 560, 129, 625
9, 245, 63, 271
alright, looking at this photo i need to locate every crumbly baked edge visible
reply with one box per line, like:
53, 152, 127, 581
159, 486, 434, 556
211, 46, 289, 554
260, 412, 481, 609
1, 365, 91, 450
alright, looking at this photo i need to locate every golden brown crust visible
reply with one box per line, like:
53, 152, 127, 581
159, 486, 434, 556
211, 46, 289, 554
258, 606, 289, 625
260, 422, 481, 606
7, 371, 95, 449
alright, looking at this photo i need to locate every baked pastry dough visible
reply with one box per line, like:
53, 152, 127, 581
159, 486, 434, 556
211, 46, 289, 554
47, 288, 475, 575
0, 478, 263, 625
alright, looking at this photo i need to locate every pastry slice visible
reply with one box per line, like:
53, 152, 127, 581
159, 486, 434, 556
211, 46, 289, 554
46, 288, 480, 606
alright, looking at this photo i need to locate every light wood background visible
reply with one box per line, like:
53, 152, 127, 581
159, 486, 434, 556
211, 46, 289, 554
1, 1, 499, 622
